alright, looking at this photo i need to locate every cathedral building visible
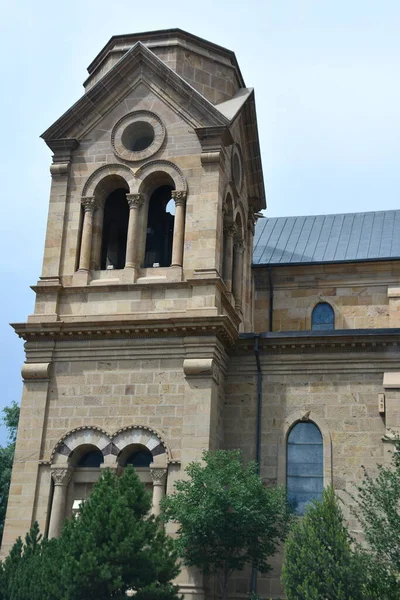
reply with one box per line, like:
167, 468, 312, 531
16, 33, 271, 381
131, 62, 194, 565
2, 28, 400, 599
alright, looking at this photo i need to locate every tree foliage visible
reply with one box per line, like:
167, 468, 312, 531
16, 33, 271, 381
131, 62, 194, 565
161, 449, 292, 600
351, 439, 400, 600
281, 486, 365, 600
0, 467, 181, 600
0, 402, 20, 542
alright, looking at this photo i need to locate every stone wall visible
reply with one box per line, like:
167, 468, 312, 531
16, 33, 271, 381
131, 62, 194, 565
254, 261, 400, 332
223, 343, 398, 599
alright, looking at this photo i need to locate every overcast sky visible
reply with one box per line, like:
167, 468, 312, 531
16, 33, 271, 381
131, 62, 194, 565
0, 0, 399, 443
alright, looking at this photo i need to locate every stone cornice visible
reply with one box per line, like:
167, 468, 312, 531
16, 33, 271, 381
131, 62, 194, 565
41, 43, 228, 142
238, 329, 400, 355
11, 315, 238, 347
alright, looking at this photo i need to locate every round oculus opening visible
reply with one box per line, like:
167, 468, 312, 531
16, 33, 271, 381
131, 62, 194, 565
232, 152, 241, 188
121, 121, 155, 152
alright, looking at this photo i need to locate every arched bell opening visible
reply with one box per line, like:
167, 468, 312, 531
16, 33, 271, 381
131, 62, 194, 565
66, 444, 105, 518
143, 185, 175, 268
100, 188, 129, 270
118, 444, 154, 494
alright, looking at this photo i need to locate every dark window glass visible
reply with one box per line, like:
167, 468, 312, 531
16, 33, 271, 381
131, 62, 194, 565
126, 449, 153, 467
77, 450, 104, 468
311, 302, 334, 331
287, 422, 323, 515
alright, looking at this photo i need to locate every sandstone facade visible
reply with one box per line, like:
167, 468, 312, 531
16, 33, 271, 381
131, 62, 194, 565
3, 28, 400, 600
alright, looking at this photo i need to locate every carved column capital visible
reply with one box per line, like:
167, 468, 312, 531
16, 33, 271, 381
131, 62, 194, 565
126, 193, 144, 209
171, 190, 187, 206
224, 223, 237, 237
81, 196, 98, 212
234, 240, 245, 254
51, 468, 72, 486
150, 467, 167, 485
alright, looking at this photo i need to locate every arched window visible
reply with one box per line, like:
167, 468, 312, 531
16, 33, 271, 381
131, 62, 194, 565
143, 185, 175, 267
311, 302, 334, 331
287, 422, 323, 514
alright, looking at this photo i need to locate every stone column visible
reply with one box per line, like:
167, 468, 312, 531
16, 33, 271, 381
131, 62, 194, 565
233, 241, 245, 309
125, 193, 144, 270
78, 197, 98, 272
223, 224, 236, 292
171, 191, 187, 267
48, 468, 72, 538
150, 467, 167, 516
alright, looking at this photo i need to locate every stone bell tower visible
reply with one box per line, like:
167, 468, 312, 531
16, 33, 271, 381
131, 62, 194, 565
3, 29, 265, 598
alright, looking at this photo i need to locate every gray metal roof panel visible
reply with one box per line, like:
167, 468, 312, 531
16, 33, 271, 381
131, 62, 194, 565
253, 210, 400, 265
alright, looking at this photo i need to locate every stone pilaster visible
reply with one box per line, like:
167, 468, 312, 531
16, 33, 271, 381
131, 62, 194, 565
48, 468, 72, 538
233, 240, 245, 310
1, 361, 52, 557
40, 139, 78, 282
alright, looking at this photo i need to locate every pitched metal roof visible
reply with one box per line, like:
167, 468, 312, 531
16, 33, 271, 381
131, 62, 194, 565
253, 210, 400, 265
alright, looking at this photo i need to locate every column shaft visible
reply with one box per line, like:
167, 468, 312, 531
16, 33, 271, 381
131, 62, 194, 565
78, 197, 97, 272
150, 468, 167, 516
223, 225, 236, 292
48, 469, 72, 538
125, 194, 143, 269
233, 242, 244, 309
171, 191, 187, 267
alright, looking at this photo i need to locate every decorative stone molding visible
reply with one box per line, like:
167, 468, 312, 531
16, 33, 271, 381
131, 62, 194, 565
82, 164, 135, 198
200, 151, 224, 166
81, 196, 98, 212
50, 163, 70, 176
134, 159, 187, 195
126, 193, 144, 209
111, 110, 165, 162
51, 468, 72, 486
383, 372, 400, 389
171, 190, 187, 206
150, 468, 167, 484
21, 363, 51, 381
46, 139, 78, 177
51, 424, 171, 465
183, 358, 220, 383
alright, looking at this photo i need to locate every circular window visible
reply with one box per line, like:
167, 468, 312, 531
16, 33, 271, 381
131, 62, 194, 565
231, 145, 243, 193
112, 111, 165, 162
121, 121, 155, 152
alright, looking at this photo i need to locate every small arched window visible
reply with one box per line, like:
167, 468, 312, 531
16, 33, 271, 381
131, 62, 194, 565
311, 302, 334, 331
287, 422, 323, 514
125, 448, 153, 467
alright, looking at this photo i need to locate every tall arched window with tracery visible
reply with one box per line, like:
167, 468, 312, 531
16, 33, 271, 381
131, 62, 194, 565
311, 302, 335, 331
287, 421, 323, 514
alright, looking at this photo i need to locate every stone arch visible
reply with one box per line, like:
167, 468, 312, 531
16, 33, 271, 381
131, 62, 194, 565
111, 425, 170, 467
277, 409, 332, 488
82, 164, 135, 198
133, 160, 187, 196
50, 426, 111, 465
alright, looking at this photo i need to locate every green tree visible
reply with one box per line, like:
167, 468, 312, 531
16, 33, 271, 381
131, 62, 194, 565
281, 486, 365, 600
351, 438, 400, 600
1, 467, 182, 600
161, 449, 292, 600
0, 402, 20, 542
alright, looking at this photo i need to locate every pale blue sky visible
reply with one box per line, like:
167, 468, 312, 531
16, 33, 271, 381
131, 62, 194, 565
0, 1, 399, 442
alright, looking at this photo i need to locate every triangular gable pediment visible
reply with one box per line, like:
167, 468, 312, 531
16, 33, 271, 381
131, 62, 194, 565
41, 42, 229, 141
